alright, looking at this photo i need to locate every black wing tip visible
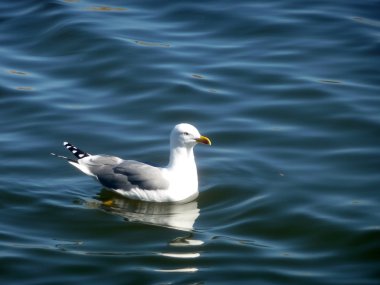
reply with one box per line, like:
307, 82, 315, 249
63, 141, 90, 159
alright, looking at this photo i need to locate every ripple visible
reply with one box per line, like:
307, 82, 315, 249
0, 0, 379, 284
15, 86, 34, 91
84, 6, 128, 12
351, 16, 380, 27
118, 37, 171, 48
6, 69, 29, 76
318, 79, 342, 84
191, 74, 205, 79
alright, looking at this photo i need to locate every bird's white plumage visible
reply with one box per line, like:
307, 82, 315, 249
57, 123, 211, 203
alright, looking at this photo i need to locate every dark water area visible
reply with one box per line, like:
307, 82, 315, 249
1, 0, 379, 284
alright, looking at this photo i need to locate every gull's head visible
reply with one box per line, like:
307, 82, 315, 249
170, 123, 212, 149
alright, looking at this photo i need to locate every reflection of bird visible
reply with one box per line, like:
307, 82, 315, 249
52, 123, 211, 203
91, 189, 200, 231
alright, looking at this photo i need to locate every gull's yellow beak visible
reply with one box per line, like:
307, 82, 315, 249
196, 135, 212, 145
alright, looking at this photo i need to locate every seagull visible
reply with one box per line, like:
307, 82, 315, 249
52, 123, 211, 203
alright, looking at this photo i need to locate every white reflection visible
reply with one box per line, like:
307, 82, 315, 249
86, 189, 200, 232
155, 268, 198, 273
157, 252, 200, 258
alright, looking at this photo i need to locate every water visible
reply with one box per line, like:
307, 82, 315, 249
1, 0, 379, 284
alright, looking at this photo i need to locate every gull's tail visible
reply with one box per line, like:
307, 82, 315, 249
51, 142, 94, 177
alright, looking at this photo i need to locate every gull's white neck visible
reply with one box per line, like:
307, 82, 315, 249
160, 144, 199, 202
166, 144, 198, 201
167, 145, 196, 171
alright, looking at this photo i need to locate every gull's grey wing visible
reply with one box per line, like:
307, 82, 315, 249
113, 161, 169, 190
85, 156, 169, 191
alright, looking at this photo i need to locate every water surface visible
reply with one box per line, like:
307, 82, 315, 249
1, 1, 379, 284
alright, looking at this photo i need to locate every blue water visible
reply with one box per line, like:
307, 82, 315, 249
1, 1, 379, 284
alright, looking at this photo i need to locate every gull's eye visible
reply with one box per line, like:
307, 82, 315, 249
183, 132, 189, 136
